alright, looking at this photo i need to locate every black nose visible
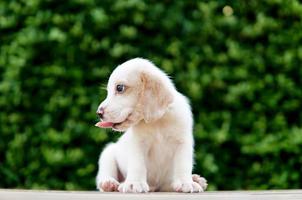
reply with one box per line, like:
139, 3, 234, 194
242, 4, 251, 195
96, 107, 104, 119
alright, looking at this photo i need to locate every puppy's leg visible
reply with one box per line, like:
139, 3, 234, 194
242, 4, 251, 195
118, 136, 149, 193
96, 143, 120, 192
172, 141, 204, 193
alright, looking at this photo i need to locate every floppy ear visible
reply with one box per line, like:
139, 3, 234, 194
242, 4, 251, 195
140, 72, 174, 123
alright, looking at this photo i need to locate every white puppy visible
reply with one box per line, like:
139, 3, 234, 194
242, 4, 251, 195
95, 58, 207, 193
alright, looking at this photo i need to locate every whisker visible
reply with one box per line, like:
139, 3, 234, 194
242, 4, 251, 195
99, 84, 107, 90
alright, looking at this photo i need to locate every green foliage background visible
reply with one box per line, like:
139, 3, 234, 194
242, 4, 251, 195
1, 0, 302, 190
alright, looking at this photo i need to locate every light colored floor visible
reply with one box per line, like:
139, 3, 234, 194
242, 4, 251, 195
1, 189, 302, 200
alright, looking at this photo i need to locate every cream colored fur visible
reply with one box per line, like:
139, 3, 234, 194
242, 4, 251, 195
96, 58, 207, 193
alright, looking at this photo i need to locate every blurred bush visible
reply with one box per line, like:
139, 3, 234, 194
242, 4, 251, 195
0, 0, 302, 190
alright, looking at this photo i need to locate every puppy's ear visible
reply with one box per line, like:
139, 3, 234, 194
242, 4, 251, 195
140, 72, 173, 123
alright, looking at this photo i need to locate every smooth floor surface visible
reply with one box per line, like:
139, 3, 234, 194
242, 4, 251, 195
0, 189, 302, 200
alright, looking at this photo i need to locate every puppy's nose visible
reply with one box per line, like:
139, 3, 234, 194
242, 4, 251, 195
97, 107, 105, 119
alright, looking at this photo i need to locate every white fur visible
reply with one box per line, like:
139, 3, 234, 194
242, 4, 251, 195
96, 58, 207, 193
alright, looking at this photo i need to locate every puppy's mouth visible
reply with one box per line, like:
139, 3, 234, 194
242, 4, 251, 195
95, 120, 124, 129
95, 114, 130, 130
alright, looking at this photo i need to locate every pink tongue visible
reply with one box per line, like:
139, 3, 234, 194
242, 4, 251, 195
95, 121, 114, 128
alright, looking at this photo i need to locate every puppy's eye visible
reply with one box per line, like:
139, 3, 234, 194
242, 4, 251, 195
116, 84, 125, 93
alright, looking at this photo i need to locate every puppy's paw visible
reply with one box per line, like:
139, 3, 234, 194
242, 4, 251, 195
118, 181, 149, 193
192, 174, 208, 191
172, 180, 204, 193
98, 177, 120, 192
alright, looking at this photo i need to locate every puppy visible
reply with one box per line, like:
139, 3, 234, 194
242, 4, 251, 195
95, 58, 207, 193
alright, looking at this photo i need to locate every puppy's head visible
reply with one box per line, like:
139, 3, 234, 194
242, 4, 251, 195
96, 58, 174, 132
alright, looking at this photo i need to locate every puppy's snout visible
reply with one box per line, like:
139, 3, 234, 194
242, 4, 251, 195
97, 107, 105, 119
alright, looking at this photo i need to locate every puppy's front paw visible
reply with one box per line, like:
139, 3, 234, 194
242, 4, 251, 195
118, 181, 149, 193
98, 177, 120, 192
192, 174, 208, 191
172, 180, 204, 193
